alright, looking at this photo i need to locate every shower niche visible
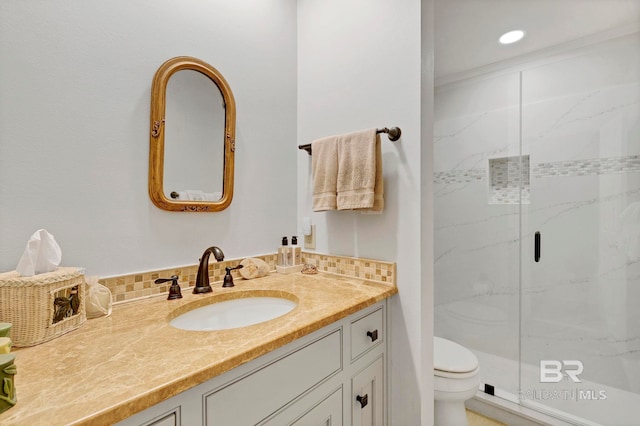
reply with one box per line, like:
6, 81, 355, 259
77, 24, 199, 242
488, 155, 530, 204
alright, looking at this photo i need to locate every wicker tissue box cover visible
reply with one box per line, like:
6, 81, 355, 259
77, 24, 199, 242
0, 267, 86, 347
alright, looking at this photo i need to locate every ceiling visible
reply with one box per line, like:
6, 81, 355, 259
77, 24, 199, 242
434, 0, 640, 80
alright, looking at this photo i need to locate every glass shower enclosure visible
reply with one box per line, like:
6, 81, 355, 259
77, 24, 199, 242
434, 30, 640, 425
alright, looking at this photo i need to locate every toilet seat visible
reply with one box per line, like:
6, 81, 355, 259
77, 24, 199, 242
434, 336, 479, 375
434, 366, 478, 379
433, 337, 480, 426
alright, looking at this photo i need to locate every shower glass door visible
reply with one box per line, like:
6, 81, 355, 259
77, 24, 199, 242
519, 32, 640, 425
434, 71, 522, 398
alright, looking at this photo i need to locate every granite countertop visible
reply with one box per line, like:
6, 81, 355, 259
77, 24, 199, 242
0, 271, 397, 426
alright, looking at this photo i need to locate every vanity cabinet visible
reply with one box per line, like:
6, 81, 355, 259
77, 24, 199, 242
117, 300, 388, 426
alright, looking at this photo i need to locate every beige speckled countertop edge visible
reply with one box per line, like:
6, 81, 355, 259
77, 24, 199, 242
1, 272, 397, 426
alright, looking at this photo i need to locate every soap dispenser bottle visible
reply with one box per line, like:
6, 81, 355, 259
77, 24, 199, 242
277, 237, 289, 267
290, 236, 301, 266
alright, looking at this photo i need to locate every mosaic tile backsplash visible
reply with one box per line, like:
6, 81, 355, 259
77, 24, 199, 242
301, 253, 396, 284
100, 253, 395, 303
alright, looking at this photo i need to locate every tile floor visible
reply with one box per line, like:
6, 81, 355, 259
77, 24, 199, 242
467, 409, 507, 426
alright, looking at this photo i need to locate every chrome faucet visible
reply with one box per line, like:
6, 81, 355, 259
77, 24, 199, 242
194, 246, 225, 294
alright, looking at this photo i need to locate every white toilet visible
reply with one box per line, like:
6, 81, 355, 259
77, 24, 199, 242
433, 336, 480, 426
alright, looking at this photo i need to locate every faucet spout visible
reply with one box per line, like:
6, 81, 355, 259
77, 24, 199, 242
194, 246, 224, 294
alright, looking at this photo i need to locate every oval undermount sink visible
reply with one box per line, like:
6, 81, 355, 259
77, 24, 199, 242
170, 296, 297, 331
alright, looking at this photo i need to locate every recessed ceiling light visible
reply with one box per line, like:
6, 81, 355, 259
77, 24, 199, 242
499, 30, 525, 45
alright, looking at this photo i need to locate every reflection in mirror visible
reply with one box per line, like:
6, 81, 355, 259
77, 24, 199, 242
149, 56, 235, 212
164, 70, 225, 202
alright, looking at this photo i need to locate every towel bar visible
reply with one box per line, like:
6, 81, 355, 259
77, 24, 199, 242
298, 126, 401, 155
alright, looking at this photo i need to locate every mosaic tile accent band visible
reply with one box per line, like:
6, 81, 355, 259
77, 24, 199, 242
435, 155, 640, 184
100, 253, 395, 303
434, 169, 485, 184
301, 253, 396, 284
100, 254, 278, 303
532, 155, 640, 178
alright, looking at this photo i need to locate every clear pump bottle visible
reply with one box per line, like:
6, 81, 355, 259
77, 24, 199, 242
290, 236, 301, 266
277, 237, 289, 267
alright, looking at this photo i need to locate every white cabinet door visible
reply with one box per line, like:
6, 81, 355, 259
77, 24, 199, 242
351, 356, 384, 426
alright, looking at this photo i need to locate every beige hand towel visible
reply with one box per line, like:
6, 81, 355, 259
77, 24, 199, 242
336, 129, 384, 212
312, 135, 339, 211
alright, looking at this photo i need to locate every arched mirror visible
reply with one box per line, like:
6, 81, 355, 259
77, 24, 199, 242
149, 56, 235, 212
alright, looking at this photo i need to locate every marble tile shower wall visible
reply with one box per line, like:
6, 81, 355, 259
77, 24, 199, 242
434, 61, 640, 397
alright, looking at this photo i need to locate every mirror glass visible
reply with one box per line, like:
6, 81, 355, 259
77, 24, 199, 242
164, 70, 225, 202
149, 56, 235, 212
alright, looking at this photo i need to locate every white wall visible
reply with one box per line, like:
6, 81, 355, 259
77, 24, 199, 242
421, 1, 435, 424
0, 0, 297, 277
297, 0, 424, 423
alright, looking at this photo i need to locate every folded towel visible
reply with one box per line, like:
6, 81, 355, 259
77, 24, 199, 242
186, 190, 206, 201
312, 135, 339, 211
204, 192, 222, 201
336, 129, 383, 212
175, 191, 221, 201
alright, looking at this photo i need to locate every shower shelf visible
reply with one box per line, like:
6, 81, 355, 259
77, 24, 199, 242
488, 155, 530, 205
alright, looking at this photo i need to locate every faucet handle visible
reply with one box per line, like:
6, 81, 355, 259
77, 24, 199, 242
155, 275, 183, 300
222, 265, 244, 288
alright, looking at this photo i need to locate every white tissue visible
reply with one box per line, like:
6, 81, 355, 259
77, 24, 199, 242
16, 229, 62, 276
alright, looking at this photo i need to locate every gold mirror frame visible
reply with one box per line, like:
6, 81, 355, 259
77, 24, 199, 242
149, 56, 236, 212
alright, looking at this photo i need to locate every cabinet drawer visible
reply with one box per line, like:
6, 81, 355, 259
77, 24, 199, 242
350, 307, 383, 361
205, 329, 342, 425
